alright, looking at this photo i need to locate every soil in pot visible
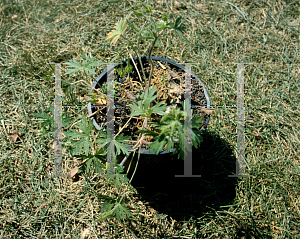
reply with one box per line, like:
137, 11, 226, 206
89, 56, 210, 152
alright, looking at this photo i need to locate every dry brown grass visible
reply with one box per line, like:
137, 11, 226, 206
0, 0, 299, 238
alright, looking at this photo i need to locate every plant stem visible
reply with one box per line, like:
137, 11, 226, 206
146, 28, 164, 94
114, 116, 133, 138
122, 35, 147, 90
147, 36, 158, 94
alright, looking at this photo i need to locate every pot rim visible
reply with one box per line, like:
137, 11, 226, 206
87, 56, 211, 155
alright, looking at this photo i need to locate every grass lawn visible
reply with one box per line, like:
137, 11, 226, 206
0, 0, 299, 238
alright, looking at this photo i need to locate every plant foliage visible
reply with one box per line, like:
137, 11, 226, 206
34, 3, 204, 224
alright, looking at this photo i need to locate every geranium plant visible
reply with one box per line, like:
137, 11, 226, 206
59, 4, 207, 222
102, 4, 203, 158
63, 4, 206, 175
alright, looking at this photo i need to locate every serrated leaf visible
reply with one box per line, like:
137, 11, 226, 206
98, 210, 113, 221
77, 116, 93, 135
165, 138, 174, 152
151, 101, 168, 115
144, 85, 158, 109
146, 108, 153, 116
65, 58, 81, 75
96, 137, 107, 150
71, 139, 93, 156
33, 112, 53, 121
114, 177, 122, 190
34, 112, 54, 130
118, 173, 129, 183
75, 151, 106, 175
65, 53, 99, 76
191, 130, 203, 148
148, 138, 167, 155
62, 117, 72, 128
114, 140, 129, 156
98, 195, 117, 202
129, 85, 166, 118
113, 202, 132, 221
170, 16, 190, 44
64, 131, 84, 138
96, 202, 115, 221
129, 104, 143, 117
85, 157, 93, 173
170, 120, 177, 134
75, 154, 94, 173
34, 105, 72, 134
96, 133, 130, 157
64, 116, 94, 156
101, 202, 115, 212
93, 157, 105, 174
106, 18, 127, 45
159, 125, 171, 137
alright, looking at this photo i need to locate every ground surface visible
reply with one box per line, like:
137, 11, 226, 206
0, 0, 299, 238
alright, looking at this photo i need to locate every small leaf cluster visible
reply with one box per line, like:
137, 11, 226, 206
64, 115, 94, 156
129, 85, 167, 117
34, 110, 135, 222
136, 101, 203, 159
106, 4, 189, 47
65, 51, 99, 76
75, 149, 106, 174
34, 105, 72, 138
96, 132, 130, 157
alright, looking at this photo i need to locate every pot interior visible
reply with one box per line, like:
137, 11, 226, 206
88, 56, 210, 152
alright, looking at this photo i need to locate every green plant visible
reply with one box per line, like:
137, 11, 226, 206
34, 110, 135, 222
106, 4, 189, 92
104, 4, 203, 159
137, 101, 204, 160
65, 51, 99, 76
62, 4, 205, 173
50, 4, 205, 222
34, 105, 72, 138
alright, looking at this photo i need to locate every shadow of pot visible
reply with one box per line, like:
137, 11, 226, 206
125, 131, 238, 222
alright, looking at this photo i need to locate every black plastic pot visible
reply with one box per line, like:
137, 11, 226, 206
87, 56, 211, 155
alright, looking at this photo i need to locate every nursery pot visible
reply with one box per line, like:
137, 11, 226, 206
87, 56, 211, 156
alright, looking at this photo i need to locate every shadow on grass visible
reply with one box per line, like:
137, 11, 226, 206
121, 131, 238, 222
